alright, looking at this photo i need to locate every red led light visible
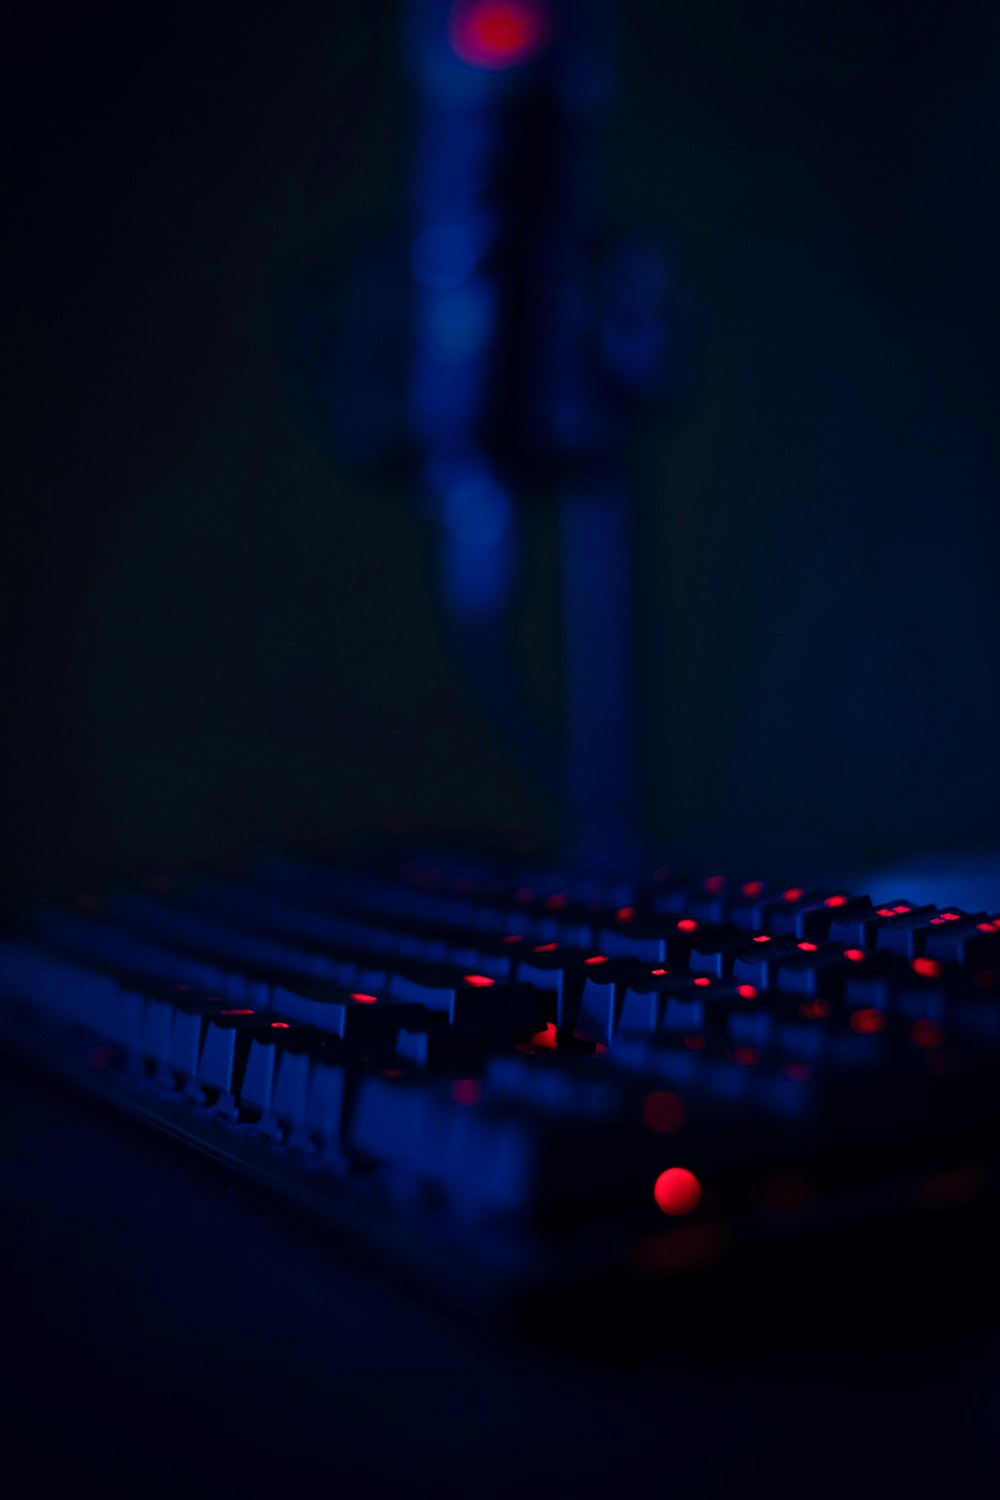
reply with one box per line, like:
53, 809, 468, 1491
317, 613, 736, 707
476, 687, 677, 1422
585, 954, 609, 966
527, 1022, 558, 1049
351, 992, 379, 1004
653, 1167, 703, 1217
705, 875, 726, 895
876, 907, 895, 918
503, 934, 523, 944
742, 881, 764, 898
651, 967, 667, 976
912, 957, 943, 979
737, 984, 758, 999
844, 948, 866, 962
797, 941, 818, 952
464, 973, 495, 987
753, 934, 771, 944
450, 1078, 482, 1106
448, 1, 554, 71
677, 919, 698, 932
533, 942, 559, 953
641, 1090, 686, 1135
849, 1008, 886, 1034
910, 1018, 944, 1049
799, 999, 831, 1019
893, 904, 911, 914
783, 1062, 812, 1082
941, 911, 961, 921
616, 906, 636, 922
693, 976, 711, 987
977, 922, 999, 933
783, 888, 804, 903
824, 894, 848, 908
220, 1008, 254, 1015
546, 893, 568, 910
270, 1021, 290, 1029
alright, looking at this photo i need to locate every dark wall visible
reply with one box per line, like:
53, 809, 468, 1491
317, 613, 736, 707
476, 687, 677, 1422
3, 0, 999, 900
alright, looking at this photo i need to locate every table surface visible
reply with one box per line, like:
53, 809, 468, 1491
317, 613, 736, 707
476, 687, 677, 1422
3, 1050, 1000, 1498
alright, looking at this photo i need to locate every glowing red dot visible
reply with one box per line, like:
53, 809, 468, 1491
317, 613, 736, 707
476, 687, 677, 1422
270, 1021, 290, 1029
677, 919, 698, 932
704, 875, 726, 895
753, 934, 771, 944
546, 893, 568, 910
942, 912, 961, 921
464, 973, 496, 987
825, 894, 848, 908
799, 999, 831, 1019
742, 881, 764, 898
783, 888, 804, 903
977, 921, 999, 933
616, 906, 636, 922
797, 941, 818, 952
450, 1078, 482, 1106
448, 1, 554, 71
220, 1008, 254, 1015
844, 948, 866, 962
527, 1022, 558, 1049
912, 957, 943, 978
849, 1008, 886, 1034
737, 984, 758, 999
650, 967, 668, 977
910, 1018, 944, 1049
585, 954, 609, 966
893, 904, 911, 914
503, 934, 523, 944
653, 1167, 703, 1216
693, 976, 711, 988
532, 942, 559, 953
351, 992, 379, 1004
641, 1090, 686, 1134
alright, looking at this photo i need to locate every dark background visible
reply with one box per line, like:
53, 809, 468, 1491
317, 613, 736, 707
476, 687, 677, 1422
4, 0, 1000, 902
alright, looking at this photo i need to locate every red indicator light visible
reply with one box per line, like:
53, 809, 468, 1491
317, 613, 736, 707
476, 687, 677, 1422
911, 1018, 944, 1049
654, 1167, 703, 1216
641, 1090, 686, 1135
742, 881, 764, 898
546, 893, 568, 910
824, 894, 848, 908
448, 1, 554, 70
876, 907, 895, 918
753, 934, 771, 944
616, 906, 636, 922
783, 888, 804, 903
977, 922, 998, 933
351, 992, 379, 1004
270, 1021, 290, 1029
912, 957, 943, 979
464, 973, 495, 987
844, 948, 866, 962
693, 976, 711, 988
532, 942, 559, 953
450, 1079, 482, 1106
677, 918, 698, 932
737, 984, 758, 999
220, 1008, 254, 1015
729, 1047, 760, 1066
893, 904, 911, 914
783, 1063, 812, 1082
799, 999, 831, 1019
704, 875, 725, 894
849, 1008, 885, 1034
650, 967, 667, 977
527, 1022, 558, 1050
797, 941, 818, 952
942, 911, 961, 921
585, 955, 609, 966
503, 934, 523, 944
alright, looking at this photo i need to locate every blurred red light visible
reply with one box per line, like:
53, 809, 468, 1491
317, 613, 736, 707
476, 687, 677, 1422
448, 1, 554, 70
653, 1167, 703, 1216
